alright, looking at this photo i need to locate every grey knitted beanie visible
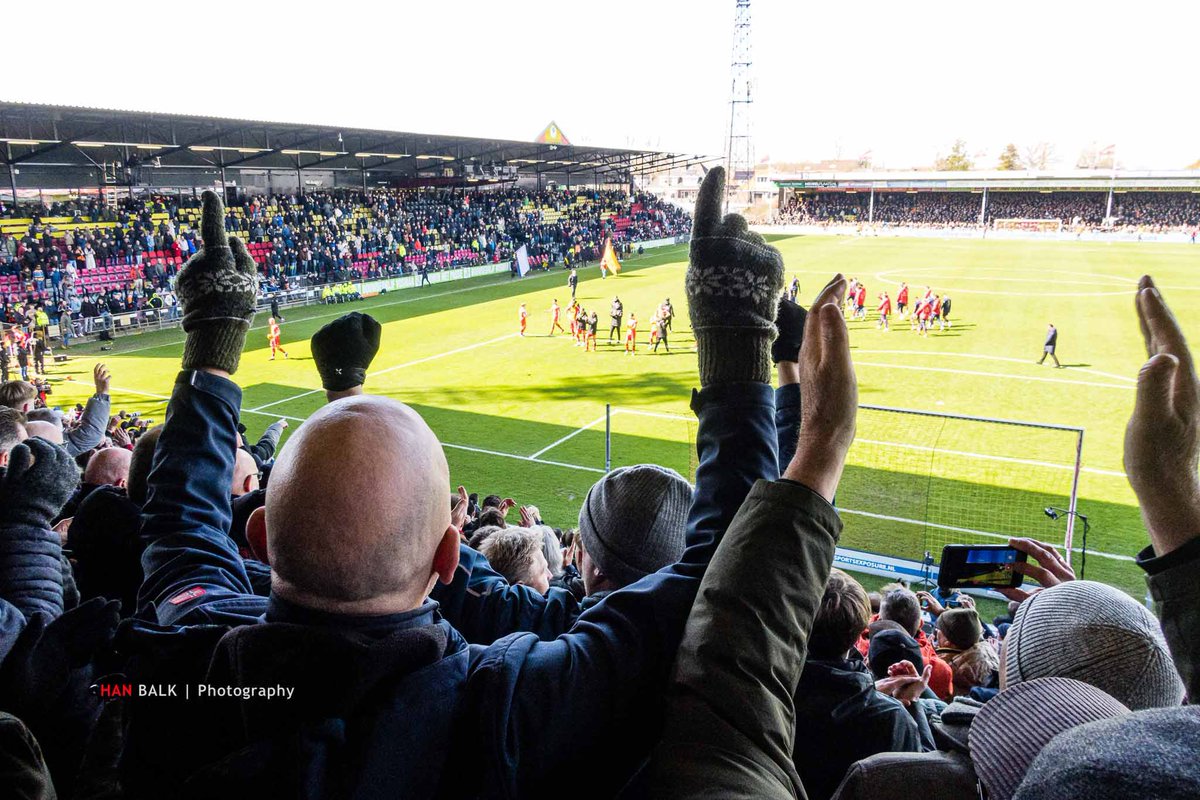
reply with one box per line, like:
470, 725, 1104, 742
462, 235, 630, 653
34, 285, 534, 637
970, 677, 1130, 800
578, 464, 693, 589
1005, 580, 1184, 710
1013, 707, 1200, 800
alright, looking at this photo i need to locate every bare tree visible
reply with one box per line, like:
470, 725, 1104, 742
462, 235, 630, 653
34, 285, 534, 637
1022, 142, 1056, 170
1077, 143, 1116, 170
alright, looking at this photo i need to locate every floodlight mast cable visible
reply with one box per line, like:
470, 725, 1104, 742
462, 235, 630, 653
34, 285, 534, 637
724, 0, 754, 213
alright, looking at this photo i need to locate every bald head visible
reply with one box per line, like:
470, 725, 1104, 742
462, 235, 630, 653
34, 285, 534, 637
264, 396, 453, 613
25, 420, 63, 445
84, 446, 132, 488
231, 448, 259, 497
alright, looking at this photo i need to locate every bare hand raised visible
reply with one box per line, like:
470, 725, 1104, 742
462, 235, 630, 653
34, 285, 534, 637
1124, 276, 1200, 557
784, 274, 856, 502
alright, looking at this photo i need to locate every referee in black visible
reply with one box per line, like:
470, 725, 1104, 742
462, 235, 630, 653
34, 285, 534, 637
1037, 323, 1061, 367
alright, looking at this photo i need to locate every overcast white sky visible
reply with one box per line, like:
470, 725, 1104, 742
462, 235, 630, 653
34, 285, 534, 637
5, 0, 1196, 169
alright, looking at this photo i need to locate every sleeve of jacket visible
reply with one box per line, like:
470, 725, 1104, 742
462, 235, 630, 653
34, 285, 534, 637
646, 479, 841, 800
476, 382, 780, 798
64, 393, 110, 456
775, 383, 800, 476
137, 371, 265, 627
430, 543, 580, 643
0, 601, 26, 665
0, 522, 64, 621
248, 420, 285, 464
1140, 537, 1200, 700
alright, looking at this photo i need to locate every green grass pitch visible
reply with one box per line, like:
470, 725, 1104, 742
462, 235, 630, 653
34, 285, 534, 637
49, 235, 1200, 600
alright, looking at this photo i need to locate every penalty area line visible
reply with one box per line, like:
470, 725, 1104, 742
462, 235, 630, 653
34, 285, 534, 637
528, 413, 610, 459
245, 332, 519, 413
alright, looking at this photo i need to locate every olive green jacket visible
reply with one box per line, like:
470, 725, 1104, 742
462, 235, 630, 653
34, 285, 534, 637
646, 478, 841, 799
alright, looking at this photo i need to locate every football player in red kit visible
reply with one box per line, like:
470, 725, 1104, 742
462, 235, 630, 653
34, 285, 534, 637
550, 300, 565, 335
268, 317, 289, 360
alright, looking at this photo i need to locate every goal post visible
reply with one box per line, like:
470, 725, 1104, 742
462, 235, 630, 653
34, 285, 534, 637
845, 404, 1084, 569
602, 403, 1084, 583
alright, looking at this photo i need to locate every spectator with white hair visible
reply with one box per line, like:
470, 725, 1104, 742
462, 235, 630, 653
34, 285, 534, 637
477, 528, 555, 595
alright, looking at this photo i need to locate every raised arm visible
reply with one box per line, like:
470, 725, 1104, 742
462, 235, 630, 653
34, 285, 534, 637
773, 298, 807, 473
647, 276, 855, 800
62, 364, 111, 456
1123, 275, 1200, 698
248, 419, 288, 464
486, 168, 788, 797
137, 190, 266, 627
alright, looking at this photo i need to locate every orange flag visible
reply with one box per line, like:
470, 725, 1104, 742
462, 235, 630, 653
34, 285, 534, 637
601, 238, 622, 276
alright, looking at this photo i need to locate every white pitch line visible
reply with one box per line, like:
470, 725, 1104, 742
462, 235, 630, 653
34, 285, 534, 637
246, 333, 519, 412
854, 361, 1134, 391
853, 349, 1137, 385
618, 409, 1126, 476
838, 508, 1134, 562
441, 442, 606, 474
528, 413, 610, 459
112, 385, 307, 423
855, 438, 1126, 478
368, 333, 520, 380
245, 388, 324, 412
615, 408, 692, 421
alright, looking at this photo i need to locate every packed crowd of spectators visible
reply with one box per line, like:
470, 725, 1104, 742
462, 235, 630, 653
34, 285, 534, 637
773, 190, 1200, 232
0, 186, 690, 337
0, 175, 1196, 799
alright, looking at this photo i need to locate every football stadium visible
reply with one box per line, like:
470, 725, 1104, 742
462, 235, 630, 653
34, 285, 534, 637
1, 1, 1198, 797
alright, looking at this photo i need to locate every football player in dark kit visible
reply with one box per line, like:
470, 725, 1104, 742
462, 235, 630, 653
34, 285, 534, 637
1038, 323, 1061, 367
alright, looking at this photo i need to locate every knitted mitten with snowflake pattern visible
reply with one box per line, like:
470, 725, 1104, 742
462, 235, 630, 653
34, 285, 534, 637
175, 190, 259, 374
686, 167, 785, 386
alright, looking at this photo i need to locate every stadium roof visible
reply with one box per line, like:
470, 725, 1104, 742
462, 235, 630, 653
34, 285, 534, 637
0, 102, 711, 187
773, 168, 1200, 192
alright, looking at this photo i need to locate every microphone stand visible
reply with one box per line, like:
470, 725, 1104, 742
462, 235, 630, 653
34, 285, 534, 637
1045, 506, 1090, 579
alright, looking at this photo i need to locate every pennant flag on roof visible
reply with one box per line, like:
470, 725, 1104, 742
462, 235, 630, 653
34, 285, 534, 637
535, 121, 570, 145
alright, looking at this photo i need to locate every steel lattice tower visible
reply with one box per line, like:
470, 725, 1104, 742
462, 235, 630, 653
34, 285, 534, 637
724, 0, 754, 209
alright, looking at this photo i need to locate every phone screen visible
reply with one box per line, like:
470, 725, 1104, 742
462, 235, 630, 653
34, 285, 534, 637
955, 547, 1018, 587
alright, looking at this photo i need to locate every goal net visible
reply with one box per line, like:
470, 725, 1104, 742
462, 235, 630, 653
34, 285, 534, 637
837, 405, 1082, 566
993, 218, 1063, 232
604, 403, 1083, 573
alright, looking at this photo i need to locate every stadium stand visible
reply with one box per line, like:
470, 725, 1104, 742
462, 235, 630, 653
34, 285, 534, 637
0, 187, 688, 336
774, 189, 1200, 230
